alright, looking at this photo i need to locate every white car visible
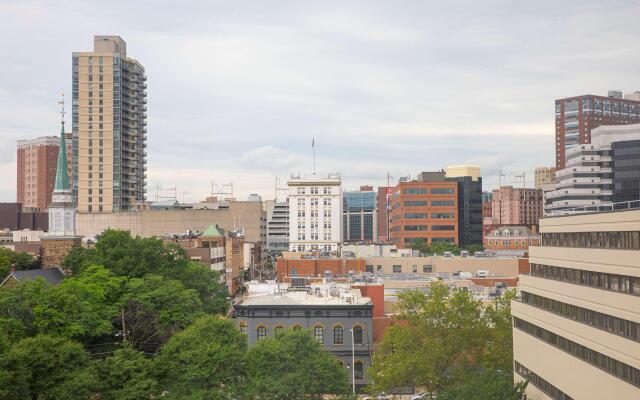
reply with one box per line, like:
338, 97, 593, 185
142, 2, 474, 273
411, 393, 434, 400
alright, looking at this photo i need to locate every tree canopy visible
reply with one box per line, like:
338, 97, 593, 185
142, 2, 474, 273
369, 282, 520, 397
244, 328, 350, 400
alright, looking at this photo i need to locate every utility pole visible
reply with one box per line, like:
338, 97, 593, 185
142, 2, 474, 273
121, 308, 127, 342
350, 328, 356, 395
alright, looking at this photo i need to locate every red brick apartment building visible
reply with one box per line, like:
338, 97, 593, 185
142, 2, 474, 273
16, 137, 60, 211
389, 181, 458, 247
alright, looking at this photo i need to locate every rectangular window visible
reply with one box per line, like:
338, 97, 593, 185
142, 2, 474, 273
324, 187, 331, 194
405, 225, 428, 231
423, 265, 433, 273
431, 188, 455, 194
403, 188, 427, 194
431, 200, 455, 206
404, 200, 427, 206
432, 225, 455, 231
431, 213, 454, 219
404, 213, 427, 219
311, 187, 318, 194
393, 265, 401, 273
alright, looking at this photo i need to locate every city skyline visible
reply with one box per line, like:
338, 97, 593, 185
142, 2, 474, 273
2, 1, 640, 202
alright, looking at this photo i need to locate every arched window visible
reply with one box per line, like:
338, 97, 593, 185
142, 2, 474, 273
293, 325, 302, 331
353, 325, 363, 345
334, 326, 344, 344
354, 361, 364, 380
239, 321, 247, 335
256, 326, 267, 340
314, 326, 324, 343
274, 326, 284, 336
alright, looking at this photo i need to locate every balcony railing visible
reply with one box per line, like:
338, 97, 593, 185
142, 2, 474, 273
545, 199, 640, 217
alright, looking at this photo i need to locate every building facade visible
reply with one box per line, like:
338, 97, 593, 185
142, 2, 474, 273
343, 187, 377, 243
444, 166, 483, 246
376, 186, 391, 242
555, 91, 640, 169
535, 167, 556, 190
72, 35, 147, 212
612, 139, 640, 203
234, 282, 374, 390
491, 186, 543, 227
512, 208, 640, 399
287, 173, 342, 252
265, 200, 289, 253
16, 137, 60, 211
483, 226, 540, 257
389, 180, 458, 247
545, 123, 640, 215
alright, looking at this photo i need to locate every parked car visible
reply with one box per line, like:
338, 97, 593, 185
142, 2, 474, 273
411, 393, 435, 400
476, 270, 489, 277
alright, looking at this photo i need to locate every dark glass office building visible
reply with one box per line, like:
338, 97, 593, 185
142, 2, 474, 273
612, 139, 640, 203
343, 188, 376, 242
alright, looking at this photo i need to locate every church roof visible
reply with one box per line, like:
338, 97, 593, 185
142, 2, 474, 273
54, 121, 69, 191
202, 224, 225, 237
1, 267, 66, 287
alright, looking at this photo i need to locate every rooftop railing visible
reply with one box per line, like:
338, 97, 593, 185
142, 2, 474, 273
545, 199, 640, 217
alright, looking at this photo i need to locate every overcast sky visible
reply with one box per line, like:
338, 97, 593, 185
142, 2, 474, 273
1, 0, 639, 203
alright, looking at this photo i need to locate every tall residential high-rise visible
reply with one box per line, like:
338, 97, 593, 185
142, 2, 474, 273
287, 173, 342, 252
72, 35, 147, 212
545, 123, 640, 215
16, 136, 59, 211
512, 207, 640, 399
555, 91, 640, 169
389, 178, 458, 247
491, 186, 543, 227
534, 167, 556, 190
343, 186, 377, 243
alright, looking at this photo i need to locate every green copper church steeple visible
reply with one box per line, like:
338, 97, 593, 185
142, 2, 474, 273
54, 95, 70, 191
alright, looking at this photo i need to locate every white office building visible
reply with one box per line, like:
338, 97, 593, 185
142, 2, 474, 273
545, 123, 640, 215
287, 173, 342, 252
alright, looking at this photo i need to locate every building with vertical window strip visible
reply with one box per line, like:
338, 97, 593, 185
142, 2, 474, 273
72, 36, 147, 212
343, 186, 377, 243
512, 207, 640, 399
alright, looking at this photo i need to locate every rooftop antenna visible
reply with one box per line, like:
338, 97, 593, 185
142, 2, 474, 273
312, 138, 316, 174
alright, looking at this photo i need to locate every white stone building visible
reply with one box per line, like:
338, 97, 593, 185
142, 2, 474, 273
287, 173, 342, 252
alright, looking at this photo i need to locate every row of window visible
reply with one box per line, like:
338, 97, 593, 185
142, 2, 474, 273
298, 198, 333, 206
364, 265, 433, 273
296, 211, 332, 218
402, 188, 455, 195
530, 263, 640, 297
541, 231, 640, 250
514, 361, 574, 400
514, 317, 640, 388
403, 213, 454, 219
521, 292, 640, 342
244, 324, 365, 345
297, 187, 333, 195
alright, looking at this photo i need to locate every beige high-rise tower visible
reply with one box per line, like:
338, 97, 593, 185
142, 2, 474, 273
72, 36, 147, 212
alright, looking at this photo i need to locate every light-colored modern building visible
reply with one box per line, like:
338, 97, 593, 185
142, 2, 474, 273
512, 208, 640, 399
72, 35, 147, 212
343, 186, 377, 243
534, 167, 556, 190
265, 200, 289, 253
287, 173, 342, 252
545, 123, 640, 215
234, 281, 373, 390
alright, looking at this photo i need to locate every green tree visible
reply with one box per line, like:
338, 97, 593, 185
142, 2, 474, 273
0, 278, 49, 340
155, 315, 247, 399
121, 274, 204, 351
478, 290, 517, 374
0, 334, 96, 399
92, 344, 159, 400
0, 247, 39, 279
64, 229, 229, 314
244, 329, 350, 399
438, 368, 527, 400
369, 282, 492, 394
33, 265, 125, 342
